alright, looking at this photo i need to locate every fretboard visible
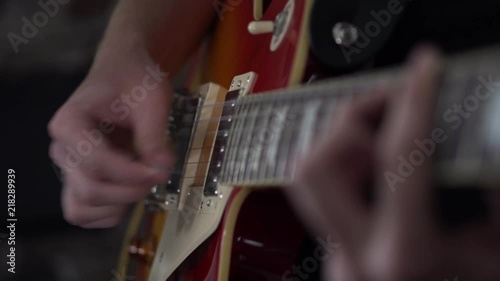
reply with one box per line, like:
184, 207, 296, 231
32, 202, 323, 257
219, 45, 500, 187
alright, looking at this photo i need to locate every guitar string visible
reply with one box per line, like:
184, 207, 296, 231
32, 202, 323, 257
172, 112, 326, 149
172, 62, 488, 129
167, 92, 350, 156
169, 95, 410, 175
176, 89, 354, 119
163, 84, 372, 175
172, 80, 393, 132
170, 99, 420, 177
162, 56, 495, 182
169, 94, 384, 128
170, 55, 489, 131
168, 92, 386, 170
158, 62, 486, 168
169, 73, 457, 140
168, 97, 345, 142
171, 111, 333, 169
174, 65, 367, 117
168, 82, 407, 166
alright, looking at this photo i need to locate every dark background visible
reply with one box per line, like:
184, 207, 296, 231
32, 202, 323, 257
1, 1, 126, 280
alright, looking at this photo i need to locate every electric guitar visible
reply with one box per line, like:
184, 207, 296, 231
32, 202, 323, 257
115, 0, 500, 280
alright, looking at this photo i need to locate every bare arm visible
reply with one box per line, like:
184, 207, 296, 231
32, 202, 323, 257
94, 0, 216, 74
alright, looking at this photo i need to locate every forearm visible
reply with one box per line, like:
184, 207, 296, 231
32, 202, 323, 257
93, 0, 215, 75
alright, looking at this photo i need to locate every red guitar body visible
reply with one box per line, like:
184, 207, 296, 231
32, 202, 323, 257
172, 190, 306, 281
121, 1, 317, 281
172, 0, 314, 280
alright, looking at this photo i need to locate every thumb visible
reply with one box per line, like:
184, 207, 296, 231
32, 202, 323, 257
131, 77, 174, 170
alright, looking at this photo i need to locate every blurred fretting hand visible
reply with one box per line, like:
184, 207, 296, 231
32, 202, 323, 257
289, 46, 500, 281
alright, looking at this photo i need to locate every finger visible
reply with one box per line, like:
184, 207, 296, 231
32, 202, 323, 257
366, 46, 444, 278
48, 107, 94, 143
52, 134, 169, 187
53, 138, 167, 186
67, 169, 153, 206
49, 141, 69, 171
80, 143, 170, 186
130, 78, 174, 169
376, 45, 443, 216
48, 108, 100, 173
290, 90, 388, 243
49, 104, 168, 185
80, 215, 125, 229
61, 184, 127, 227
324, 248, 364, 281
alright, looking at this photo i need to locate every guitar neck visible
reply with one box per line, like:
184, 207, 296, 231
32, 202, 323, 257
219, 45, 500, 188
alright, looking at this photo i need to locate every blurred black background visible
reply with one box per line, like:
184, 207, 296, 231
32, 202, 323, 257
1, 1, 128, 280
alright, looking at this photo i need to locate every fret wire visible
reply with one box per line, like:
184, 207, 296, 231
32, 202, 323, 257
190, 142, 299, 152
230, 99, 251, 183
235, 98, 252, 182
237, 103, 259, 183
246, 99, 267, 183
192, 48, 500, 186
186, 88, 358, 152
233, 98, 258, 182
224, 66, 400, 111
174, 73, 402, 134
259, 97, 280, 182
236, 99, 256, 183
290, 97, 322, 181
276, 99, 298, 181
234, 99, 252, 182
223, 99, 245, 183
199, 72, 398, 184
255, 100, 275, 184
175, 98, 348, 138
242, 102, 261, 183
265, 102, 291, 181
181, 76, 404, 142
315, 95, 335, 141
260, 97, 279, 183
284, 100, 306, 180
